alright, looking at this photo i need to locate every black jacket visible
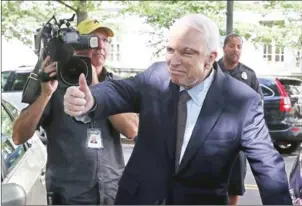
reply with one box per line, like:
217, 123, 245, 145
218, 58, 264, 100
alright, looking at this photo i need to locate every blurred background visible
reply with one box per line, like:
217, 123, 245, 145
2, 1, 302, 77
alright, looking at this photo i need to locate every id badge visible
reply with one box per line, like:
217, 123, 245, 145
87, 128, 103, 149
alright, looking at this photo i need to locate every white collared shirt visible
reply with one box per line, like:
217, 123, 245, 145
179, 69, 215, 163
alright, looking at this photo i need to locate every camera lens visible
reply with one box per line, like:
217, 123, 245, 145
59, 57, 88, 86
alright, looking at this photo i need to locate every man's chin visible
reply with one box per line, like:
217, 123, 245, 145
170, 77, 189, 88
170, 76, 182, 85
92, 61, 105, 68
171, 77, 200, 89
231, 57, 239, 64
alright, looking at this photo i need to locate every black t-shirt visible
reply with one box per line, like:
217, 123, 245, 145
217, 58, 264, 100
23, 68, 124, 203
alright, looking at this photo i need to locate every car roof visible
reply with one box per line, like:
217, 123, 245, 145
259, 76, 302, 82
2, 65, 34, 73
277, 77, 302, 82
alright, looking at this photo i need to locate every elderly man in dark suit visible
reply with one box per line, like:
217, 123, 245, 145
63, 13, 291, 205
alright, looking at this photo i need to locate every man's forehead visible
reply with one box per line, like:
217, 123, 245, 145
91, 29, 109, 37
168, 24, 204, 49
227, 37, 242, 44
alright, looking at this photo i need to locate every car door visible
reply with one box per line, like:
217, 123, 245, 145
1, 100, 47, 205
278, 78, 302, 118
2, 70, 30, 110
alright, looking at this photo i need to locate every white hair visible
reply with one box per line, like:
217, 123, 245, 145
172, 13, 220, 55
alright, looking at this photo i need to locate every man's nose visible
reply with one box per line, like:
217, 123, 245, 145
169, 53, 181, 66
235, 46, 241, 52
97, 38, 108, 49
97, 39, 104, 49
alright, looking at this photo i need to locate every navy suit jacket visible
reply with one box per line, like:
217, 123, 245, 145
90, 62, 292, 205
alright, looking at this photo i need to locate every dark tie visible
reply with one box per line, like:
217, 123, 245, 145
175, 90, 191, 171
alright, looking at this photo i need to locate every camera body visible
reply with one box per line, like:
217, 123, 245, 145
22, 14, 99, 104
34, 14, 98, 86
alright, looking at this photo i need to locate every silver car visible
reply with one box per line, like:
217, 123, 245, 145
1, 99, 47, 205
1, 66, 33, 110
2, 67, 48, 145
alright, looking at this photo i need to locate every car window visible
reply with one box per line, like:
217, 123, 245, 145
1, 103, 25, 172
279, 79, 302, 96
11, 72, 30, 91
2, 72, 30, 92
258, 78, 275, 86
261, 85, 274, 97
1, 71, 11, 91
2, 100, 20, 120
283, 84, 300, 96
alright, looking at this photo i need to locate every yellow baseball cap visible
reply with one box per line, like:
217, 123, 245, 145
77, 19, 114, 37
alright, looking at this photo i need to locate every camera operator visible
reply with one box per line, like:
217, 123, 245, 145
12, 19, 139, 205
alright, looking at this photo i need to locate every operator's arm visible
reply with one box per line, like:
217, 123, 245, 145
12, 94, 51, 145
12, 56, 57, 145
108, 113, 138, 139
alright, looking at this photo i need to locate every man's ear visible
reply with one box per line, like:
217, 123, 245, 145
209, 51, 218, 64
204, 52, 218, 69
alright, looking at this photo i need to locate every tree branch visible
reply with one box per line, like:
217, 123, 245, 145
55, 0, 78, 12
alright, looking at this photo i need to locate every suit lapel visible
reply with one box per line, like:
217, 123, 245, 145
176, 66, 227, 174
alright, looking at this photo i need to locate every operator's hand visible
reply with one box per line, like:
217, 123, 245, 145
40, 56, 58, 97
63, 74, 95, 117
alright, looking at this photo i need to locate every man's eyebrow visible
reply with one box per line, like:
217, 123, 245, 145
183, 47, 199, 54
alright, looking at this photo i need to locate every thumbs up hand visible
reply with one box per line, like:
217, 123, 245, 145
63, 73, 95, 117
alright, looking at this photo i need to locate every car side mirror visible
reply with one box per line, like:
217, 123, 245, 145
2, 183, 26, 206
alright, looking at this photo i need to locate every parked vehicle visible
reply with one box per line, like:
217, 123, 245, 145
2, 66, 48, 145
2, 66, 33, 110
259, 76, 302, 154
1, 99, 47, 205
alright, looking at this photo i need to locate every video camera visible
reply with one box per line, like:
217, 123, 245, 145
22, 14, 98, 104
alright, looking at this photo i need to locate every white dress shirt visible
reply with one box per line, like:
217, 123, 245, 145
178, 69, 215, 164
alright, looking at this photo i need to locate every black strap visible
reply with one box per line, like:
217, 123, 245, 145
21, 54, 44, 104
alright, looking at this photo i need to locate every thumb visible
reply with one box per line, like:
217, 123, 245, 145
78, 73, 89, 94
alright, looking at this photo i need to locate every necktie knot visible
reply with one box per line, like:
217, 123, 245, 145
179, 90, 191, 104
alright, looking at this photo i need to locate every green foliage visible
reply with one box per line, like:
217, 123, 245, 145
121, 1, 226, 31
1, 1, 104, 46
2, 1, 53, 45
120, 0, 302, 56
120, 1, 227, 57
262, 0, 302, 48
2, 0, 301, 52
2, 1, 70, 46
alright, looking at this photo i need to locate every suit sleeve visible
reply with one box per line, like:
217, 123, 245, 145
240, 95, 292, 205
90, 63, 155, 120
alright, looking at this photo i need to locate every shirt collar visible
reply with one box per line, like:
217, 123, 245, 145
180, 69, 215, 107
218, 58, 240, 73
98, 67, 107, 82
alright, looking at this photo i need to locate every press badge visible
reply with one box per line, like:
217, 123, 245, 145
87, 128, 103, 149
